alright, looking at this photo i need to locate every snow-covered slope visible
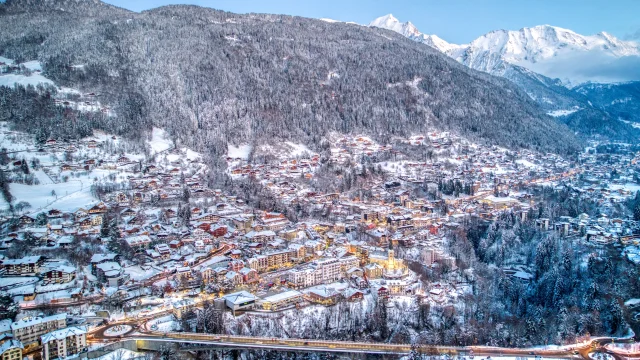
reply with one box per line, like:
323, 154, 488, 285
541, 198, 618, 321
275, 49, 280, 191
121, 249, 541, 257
369, 14, 640, 85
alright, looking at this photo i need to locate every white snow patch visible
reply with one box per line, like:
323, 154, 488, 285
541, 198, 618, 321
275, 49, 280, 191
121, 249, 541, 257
284, 142, 312, 157
547, 108, 579, 117
619, 119, 640, 129
147, 128, 173, 154
516, 159, 537, 168
0, 56, 15, 65
21, 61, 43, 71
624, 298, 640, 307
228, 144, 252, 160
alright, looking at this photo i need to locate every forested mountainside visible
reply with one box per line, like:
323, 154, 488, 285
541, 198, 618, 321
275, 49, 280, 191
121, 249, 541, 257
574, 82, 640, 123
0, 0, 581, 158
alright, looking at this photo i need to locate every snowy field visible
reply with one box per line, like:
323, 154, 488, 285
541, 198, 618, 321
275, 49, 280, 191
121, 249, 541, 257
0, 168, 120, 213
516, 159, 538, 168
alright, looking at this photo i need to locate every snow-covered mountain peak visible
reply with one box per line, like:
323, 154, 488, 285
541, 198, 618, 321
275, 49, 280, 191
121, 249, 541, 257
369, 14, 466, 54
369, 14, 420, 37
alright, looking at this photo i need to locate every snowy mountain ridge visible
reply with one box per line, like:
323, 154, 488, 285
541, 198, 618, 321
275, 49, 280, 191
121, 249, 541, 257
369, 14, 640, 85
369, 14, 466, 54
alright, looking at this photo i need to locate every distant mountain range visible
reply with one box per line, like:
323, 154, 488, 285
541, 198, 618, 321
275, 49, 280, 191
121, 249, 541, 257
370, 14, 640, 85
369, 14, 640, 131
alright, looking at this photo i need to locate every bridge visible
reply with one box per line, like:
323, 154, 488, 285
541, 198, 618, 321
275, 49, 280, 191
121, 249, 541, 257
90, 326, 631, 359
86, 308, 640, 360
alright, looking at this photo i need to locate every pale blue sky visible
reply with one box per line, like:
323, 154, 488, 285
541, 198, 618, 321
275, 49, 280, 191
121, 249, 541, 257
101, 0, 640, 44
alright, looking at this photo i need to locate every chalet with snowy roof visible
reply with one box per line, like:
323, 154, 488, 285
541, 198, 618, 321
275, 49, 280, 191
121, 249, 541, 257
125, 235, 151, 250
305, 286, 342, 305
59, 163, 75, 172
95, 262, 127, 287
87, 203, 107, 214
144, 165, 158, 174
47, 209, 63, 219
19, 215, 34, 225
155, 243, 171, 257
76, 217, 93, 230
116, 156, 130, 165
210, 225, 227, 238
120, 208, 136, 217
90, 253, 119, 274
239, 267, 259, 283
344, 288, 364, 302
114, 192, 129, 205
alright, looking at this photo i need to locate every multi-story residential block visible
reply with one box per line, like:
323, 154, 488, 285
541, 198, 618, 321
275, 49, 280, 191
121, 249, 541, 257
41, 326, 87, 360
11, 314, 67, 349
1, 256, 44, 276
0, 340, 23, 360
41, 265, 76, 284
247, 249, 295, 272
315, 258, 341, 283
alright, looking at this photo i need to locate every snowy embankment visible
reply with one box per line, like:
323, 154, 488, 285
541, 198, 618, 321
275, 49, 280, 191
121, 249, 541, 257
93, 349, 146, 360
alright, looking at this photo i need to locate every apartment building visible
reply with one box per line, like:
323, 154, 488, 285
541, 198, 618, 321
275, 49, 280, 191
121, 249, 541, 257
247, 249, 295, 272
11, 314, 67, 348
1, 256, 44, 276
0, 340, 23, 360
288, 257, 348, 288
41, 326, 87, 360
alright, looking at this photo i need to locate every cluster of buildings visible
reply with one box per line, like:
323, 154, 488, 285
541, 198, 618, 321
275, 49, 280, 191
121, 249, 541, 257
1, 123, 640, 355
0, 314, 87, 360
